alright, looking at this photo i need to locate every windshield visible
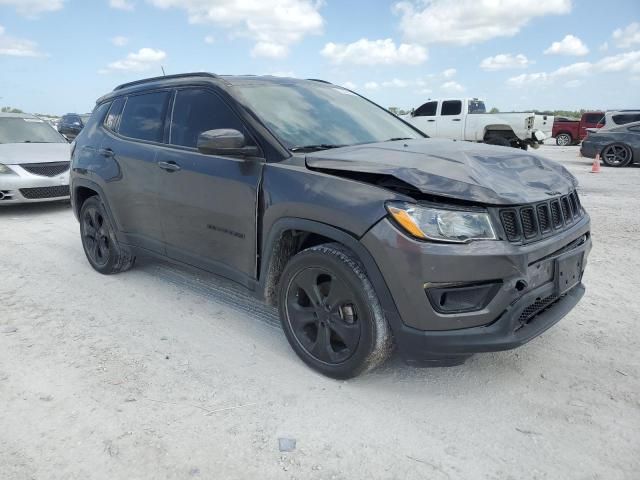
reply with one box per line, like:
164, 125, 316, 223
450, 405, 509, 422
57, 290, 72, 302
468, 100, 487, 114
234, 83, 422, 149
0, 117, 67, 144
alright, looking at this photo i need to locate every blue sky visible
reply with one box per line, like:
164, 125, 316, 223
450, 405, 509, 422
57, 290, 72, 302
1, 0, 639, 115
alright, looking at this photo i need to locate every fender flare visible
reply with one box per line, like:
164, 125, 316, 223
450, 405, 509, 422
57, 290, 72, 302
259, 217, 403, 332
70, 178, 127, 243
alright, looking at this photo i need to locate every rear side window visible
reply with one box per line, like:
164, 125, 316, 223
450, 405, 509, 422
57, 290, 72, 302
441, 100, 462, 116
104, 97, 125, 132
119, 91, 170, 142
414, 101, 437, 117
584, 113, 603, 124
613, 113, 640, 125
169, 88, 250, 148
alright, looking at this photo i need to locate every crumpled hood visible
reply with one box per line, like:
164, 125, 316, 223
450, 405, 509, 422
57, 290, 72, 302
0, 142, 71, 165
305, 138, 577, 205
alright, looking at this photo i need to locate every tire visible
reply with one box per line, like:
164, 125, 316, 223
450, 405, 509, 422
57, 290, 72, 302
79, 196, 135, 274
556, 133, 572, 146
485, 136, 511, 147
278, 243, 392, 379
601, 143, 633, 167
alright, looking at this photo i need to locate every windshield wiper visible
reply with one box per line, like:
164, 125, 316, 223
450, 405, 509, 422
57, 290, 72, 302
385, 137, 413, 141
289, 144, 348, 152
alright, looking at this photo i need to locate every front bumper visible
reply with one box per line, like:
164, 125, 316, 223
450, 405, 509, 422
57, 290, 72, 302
361, 214, 591, 364
0, 165, 70, 204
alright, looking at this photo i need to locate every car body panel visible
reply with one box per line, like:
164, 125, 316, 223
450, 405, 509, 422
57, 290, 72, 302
580, 121, 640, 162
306, 138, 577, 205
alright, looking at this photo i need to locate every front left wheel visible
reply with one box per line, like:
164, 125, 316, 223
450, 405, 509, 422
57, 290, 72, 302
278, 243, 392, 379
80, 196, 135, 274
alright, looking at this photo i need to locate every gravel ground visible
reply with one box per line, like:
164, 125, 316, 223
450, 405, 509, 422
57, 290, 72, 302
1, 144, 639, 480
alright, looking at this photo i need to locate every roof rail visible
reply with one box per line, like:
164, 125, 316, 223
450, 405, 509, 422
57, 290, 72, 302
306, 78, 333, 84
114, 72, 218, 91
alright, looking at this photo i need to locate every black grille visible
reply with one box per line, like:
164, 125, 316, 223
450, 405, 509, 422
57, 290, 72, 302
21, 162, 70, 177
520, 207, 537, 238
518, 294, 559, 325
19, 185, 69, 199
498, 191, 584, 244
537, 204, 551, 232
500, 211, 519, 241
550, 200, 562, 228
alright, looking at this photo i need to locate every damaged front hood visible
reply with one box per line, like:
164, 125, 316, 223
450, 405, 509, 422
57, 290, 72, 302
305, 138, 577, 205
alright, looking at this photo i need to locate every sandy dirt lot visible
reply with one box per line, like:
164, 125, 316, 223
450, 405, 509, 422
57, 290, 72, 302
1, 144, 639, 480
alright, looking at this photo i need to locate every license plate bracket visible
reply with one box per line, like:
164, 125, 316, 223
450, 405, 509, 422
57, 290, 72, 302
555, 251, 584, 295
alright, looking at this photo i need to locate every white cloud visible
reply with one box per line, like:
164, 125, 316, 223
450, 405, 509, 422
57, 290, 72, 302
204, 35, 215, 44
544, 34, 589, 56
480, 53, 532, 70
147, 0, 323, 58
382, 78, 409, 88
442, 68, 456, 78
612, 22, 640, 49
341, 81, 357, 90
251, 41, 287, 59
101, 47, 166, 73
364, 81, 379, 90
394, 0, 572, 46
109, 0, 134, 10
0, 25, 44, 57
110, 35, 129, 47
507, 50, 640, 86
599, 42, 609, 52
441, 80, 464, 93
320, 38, 427, 66
0, 0, 64, 16
564, 79, 583, 88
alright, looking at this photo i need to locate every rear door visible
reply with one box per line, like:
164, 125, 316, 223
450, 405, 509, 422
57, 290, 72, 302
436, 100, 464, 139
101, 90, 171, 253
155, 87, 263, 283
409, 101, 437, 136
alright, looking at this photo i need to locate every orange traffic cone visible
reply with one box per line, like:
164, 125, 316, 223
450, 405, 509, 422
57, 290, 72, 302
591, 153, 601, 173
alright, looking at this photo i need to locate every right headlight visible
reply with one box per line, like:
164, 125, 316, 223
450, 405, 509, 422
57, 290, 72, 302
386, 202, 497, 243
0, 163, 16, 175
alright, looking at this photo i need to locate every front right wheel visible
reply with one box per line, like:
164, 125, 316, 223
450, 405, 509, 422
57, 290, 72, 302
278, 243, 392, 379
556, 133, 572, 146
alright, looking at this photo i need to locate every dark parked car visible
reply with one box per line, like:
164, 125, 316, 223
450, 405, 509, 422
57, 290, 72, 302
70, 73, 591, 378
580, 121, 640, 167
58, 113, 91, 140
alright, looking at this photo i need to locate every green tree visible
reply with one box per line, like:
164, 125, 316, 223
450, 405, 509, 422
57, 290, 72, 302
489, 107, 500, 113
1, 106, 24, 113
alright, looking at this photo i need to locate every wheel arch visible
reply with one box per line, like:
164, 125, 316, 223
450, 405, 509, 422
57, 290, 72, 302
71, 179, 125, 242
483, 125, 517, 141
258, 218, 403, 331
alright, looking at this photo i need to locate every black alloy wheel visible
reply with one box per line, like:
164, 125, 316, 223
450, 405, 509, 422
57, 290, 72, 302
285, 266, 362, 365
82, 205, 111, 268
601, 143, 632, 167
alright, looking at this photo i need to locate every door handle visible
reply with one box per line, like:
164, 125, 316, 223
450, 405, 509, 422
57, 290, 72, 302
452, 119, 461, 122
99, 148, 114, 158
427, 119, 436, 122
157, 161, 182, 172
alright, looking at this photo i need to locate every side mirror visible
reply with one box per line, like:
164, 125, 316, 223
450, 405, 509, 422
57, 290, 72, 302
197, 129, 261, 157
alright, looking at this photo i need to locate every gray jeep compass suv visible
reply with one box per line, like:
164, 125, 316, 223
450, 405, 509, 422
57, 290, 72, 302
71, 73, 591, 378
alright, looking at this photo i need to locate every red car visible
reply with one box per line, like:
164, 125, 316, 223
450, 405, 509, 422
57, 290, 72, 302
553, 112, 604, 146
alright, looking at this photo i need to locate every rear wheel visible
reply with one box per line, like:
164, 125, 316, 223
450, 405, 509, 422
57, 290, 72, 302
80, 196, 135, 274
278, 243, 392, 379
601, 143, 633, 167
485, 136, 511, 147
556, 133, 572, 146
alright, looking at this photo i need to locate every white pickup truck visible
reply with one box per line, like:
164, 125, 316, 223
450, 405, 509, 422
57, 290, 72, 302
402, 98, 546, 150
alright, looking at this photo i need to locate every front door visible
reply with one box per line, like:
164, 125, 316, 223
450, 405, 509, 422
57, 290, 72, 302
155, 87, 263, 283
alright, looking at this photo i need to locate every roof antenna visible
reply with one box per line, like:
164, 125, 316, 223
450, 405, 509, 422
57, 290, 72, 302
161, 66, 166, 76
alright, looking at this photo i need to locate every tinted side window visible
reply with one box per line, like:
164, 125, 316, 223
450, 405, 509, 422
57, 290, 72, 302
104, 97, 125, 132
414, 101, 437, 117
613, 113, 640, 125
441, 101, 462, 116
169, 88, 250, 148
584, 113, 603, 123
119, 91, 170, 142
